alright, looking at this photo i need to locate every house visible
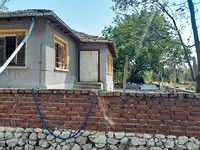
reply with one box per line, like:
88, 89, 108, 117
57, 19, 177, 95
0, 9, 117, 91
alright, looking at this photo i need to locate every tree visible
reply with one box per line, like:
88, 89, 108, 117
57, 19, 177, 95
103, 10, 186, 82
111, 0, 200, 92
0, 0, 9, 11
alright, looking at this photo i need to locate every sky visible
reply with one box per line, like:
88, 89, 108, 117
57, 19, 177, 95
6, 0, 116, 36
5, 0, 200, 53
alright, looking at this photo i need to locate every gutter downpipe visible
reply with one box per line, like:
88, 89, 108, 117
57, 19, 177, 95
0, 17, 35, 74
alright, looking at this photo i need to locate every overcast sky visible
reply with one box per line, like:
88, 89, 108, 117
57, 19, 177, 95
7, 0, 116, 36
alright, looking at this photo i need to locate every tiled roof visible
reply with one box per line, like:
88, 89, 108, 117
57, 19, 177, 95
0, 9, 52, 15
75, 31, 111, 42
0, 9, 117, 58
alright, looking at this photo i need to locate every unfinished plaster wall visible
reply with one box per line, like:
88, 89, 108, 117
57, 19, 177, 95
0, 18, 46, 89
78, 43, 114, 91
44, 21, 78, 89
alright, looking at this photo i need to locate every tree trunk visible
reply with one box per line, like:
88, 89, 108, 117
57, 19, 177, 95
188, 0, 200, 92
123, 55, 128, 91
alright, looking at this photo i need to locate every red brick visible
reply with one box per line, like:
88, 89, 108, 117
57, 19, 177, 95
155, 115, 171, 120
136, 114, 149, 119
180, 121, 196, 126
188, 116, 200, 121
186, 107, 200, 112
147, 101, 159, 106
171, 107, 185, 112
147, 120, 162, 125
136, 105, 149, 111
163, 121, 180, 126
113, 92, 121, 96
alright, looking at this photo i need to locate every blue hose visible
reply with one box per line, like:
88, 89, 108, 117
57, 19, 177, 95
32, 88, 105, 140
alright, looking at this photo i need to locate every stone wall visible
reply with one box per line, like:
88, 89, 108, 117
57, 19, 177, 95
0, 126, 200, 150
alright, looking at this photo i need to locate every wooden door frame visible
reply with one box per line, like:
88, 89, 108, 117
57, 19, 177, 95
78, 49, 100, 82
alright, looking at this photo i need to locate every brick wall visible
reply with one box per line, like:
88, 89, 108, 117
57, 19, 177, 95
0, 89, 200, 136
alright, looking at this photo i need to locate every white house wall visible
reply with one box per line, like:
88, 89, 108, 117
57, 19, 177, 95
44, 22, 78, 89
0, 18, 46, 89
78, 43, 114, 91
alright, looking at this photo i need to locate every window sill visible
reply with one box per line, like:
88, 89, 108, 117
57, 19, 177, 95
54, 68, 69, 72
2, 66, 27, 70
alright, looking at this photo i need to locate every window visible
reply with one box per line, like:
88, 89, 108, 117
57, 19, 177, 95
54, 35, 68, 71
107, 52, 113, 74
0, 29, 26, 67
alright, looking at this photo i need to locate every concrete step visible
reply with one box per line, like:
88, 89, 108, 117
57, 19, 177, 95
73, 82, 103, 90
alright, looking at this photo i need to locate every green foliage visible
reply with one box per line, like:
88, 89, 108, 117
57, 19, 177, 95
0, 0, 9, 11
103, 10, 186, 82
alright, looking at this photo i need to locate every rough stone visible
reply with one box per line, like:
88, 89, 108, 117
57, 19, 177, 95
41, 140, 50, 148
189, 137, 196, 142
62, 145, 70, 150
136, 133, 144, 138
108, 145, 118, 150
47, 135, 55, 141
186, 142, 200, 150
38, 133, 46, 139
107, 131, 114, 138
25, 128, 33, 133
71, 144, 81, 150
60, 131, 70, 138
154, 134, 165, 139
14, 132, 22, 138
6, 127, 15, 132
56, 138, 63, 143
164, 139, 174, 148
143, 133, 153, 139
89, 132, 107, 144
178, 136, 189, 145
95, 143, 106, 148
0, 127, 5, 132
138, 146, 148, 150
29, 132, 38, 141
76, 136, 87, 145
18, 138, 26, 146
0, 133, 4, 139
29, 140, 37, 146
53, 130, 61, 136
15, 127, 24, 133
166, 135, 176, 139
147, 138, 155, 146
177, 144, 187, 149
34, 128, 43, 133
0, 140, 5, 147
149, 147, 162, 150
120, 137, 128, 144
82, 144, 92, 150
14, 146, 23, 150
49, 146, 56, 150
5, 132, 14, 139
107, 138, 119, 145
126, 133, 135, 137
22, 133, 30, 139
115, 132, 125, 139
131, 137, 146, 146
25, 144, 34, 150
82, 131, 90, 137
6, 138, 18, 147
56, 145, 62, 150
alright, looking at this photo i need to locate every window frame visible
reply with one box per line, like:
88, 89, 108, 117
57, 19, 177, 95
54, 35, 69, 72
107, 52, 113, 75
0, 29, 27, 69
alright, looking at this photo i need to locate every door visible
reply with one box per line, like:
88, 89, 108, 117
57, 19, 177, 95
79, 50, 99, 82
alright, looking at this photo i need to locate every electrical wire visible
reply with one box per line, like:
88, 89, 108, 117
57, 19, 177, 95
32, 88, 105, 140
